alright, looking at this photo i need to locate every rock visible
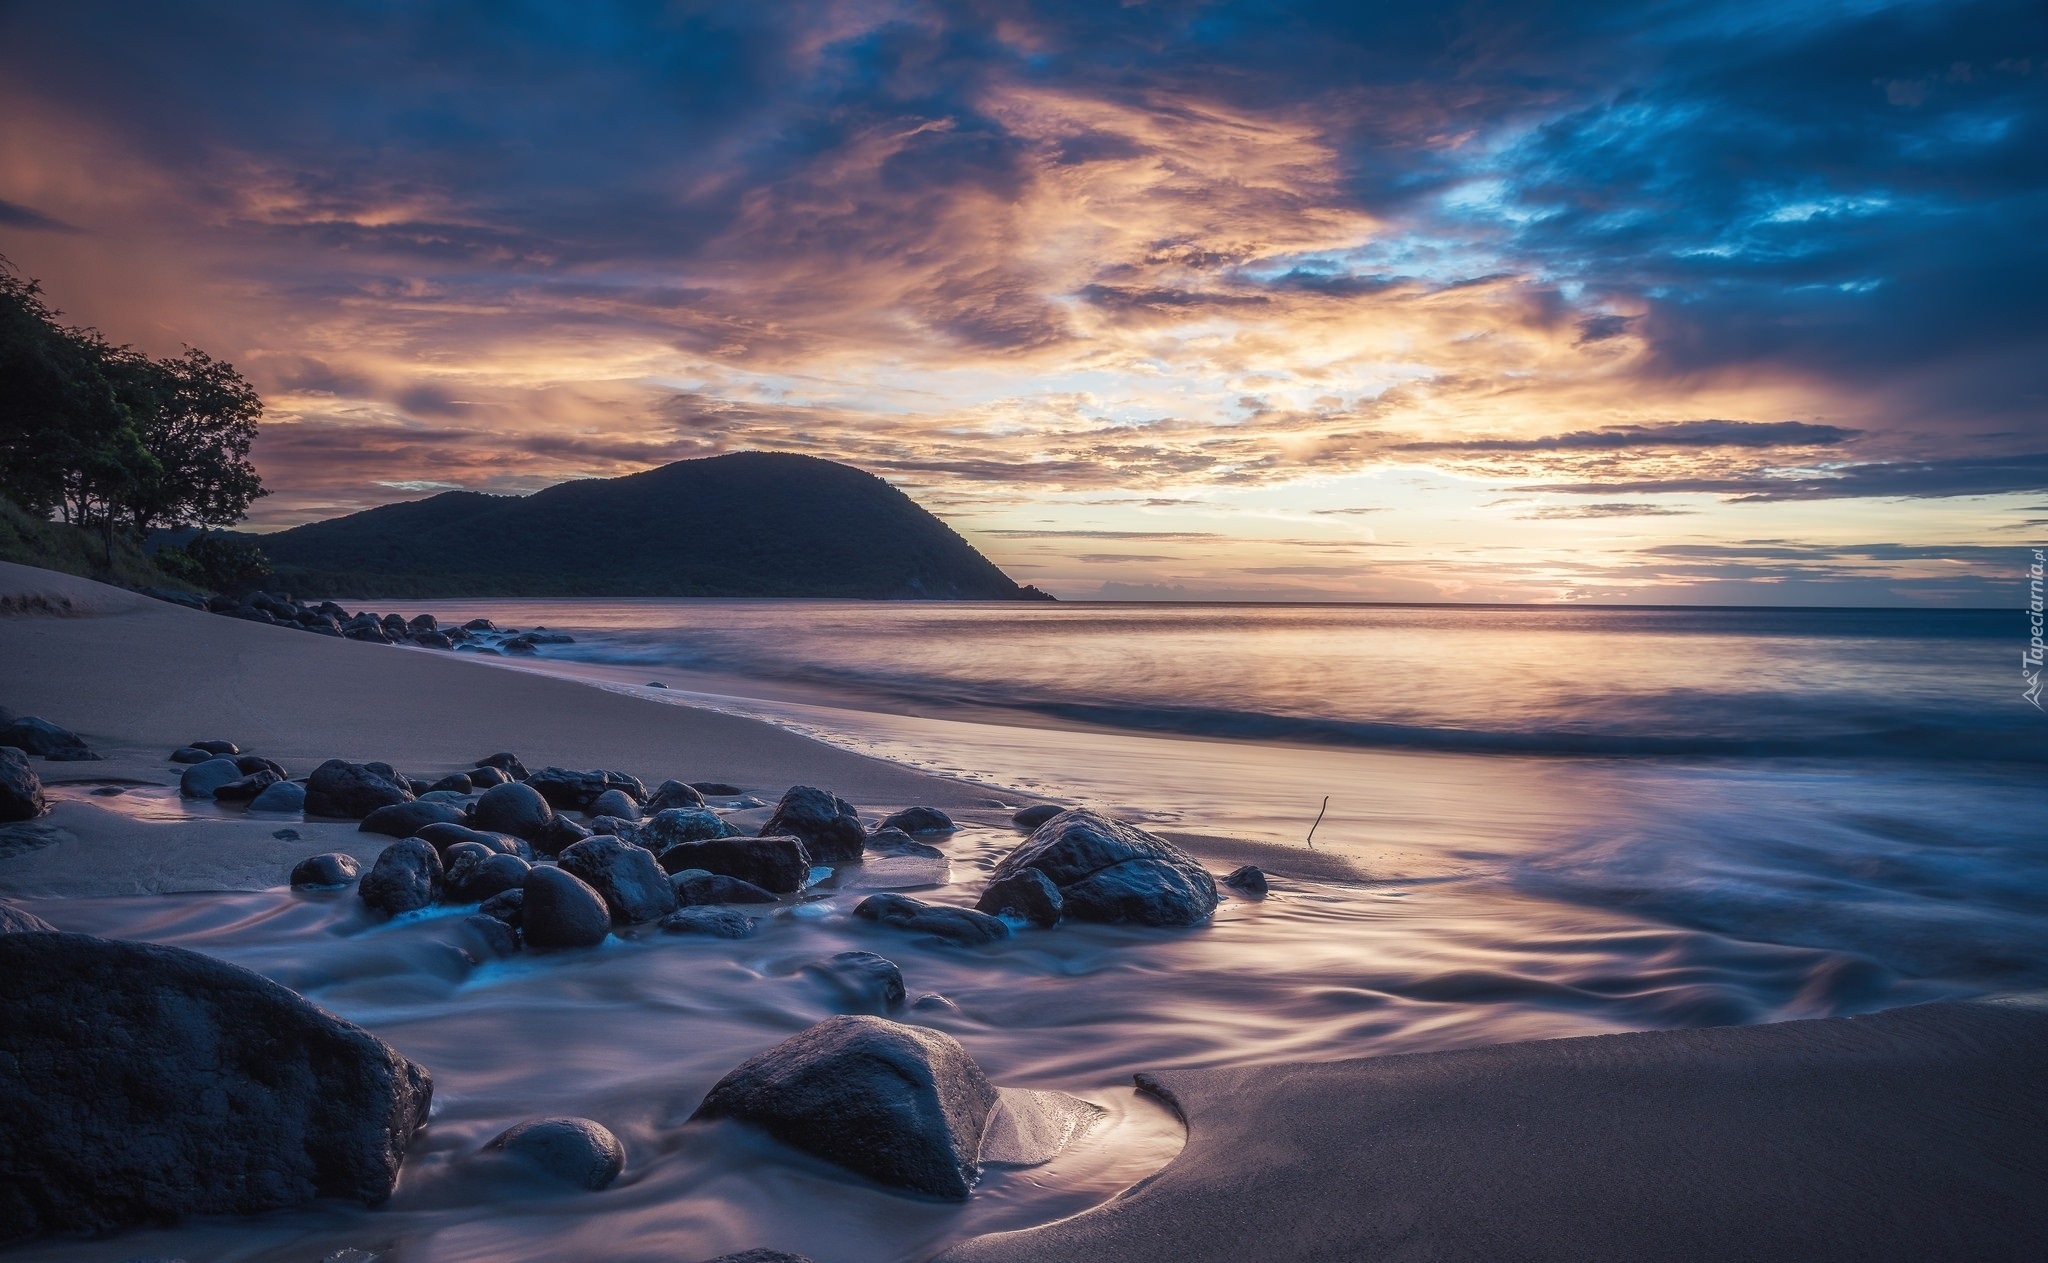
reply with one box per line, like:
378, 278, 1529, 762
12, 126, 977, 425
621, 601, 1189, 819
648, 680, 668, 688
700, 1251, 817, 1263
1011, 804, 1063, 830
247, 780, 308, 813
691, 781, 746, 797
446, 852, 531, 904
463, 617, 498, 632
168, 746, 211, 764
0, 747, 47, 822
475, 751, 528, 780
305, 759, 415, 819
0, 899, 57, 933
479, 887, 525, 928
525, 767, 647, 812
465, 765, 510, 788
660, 906, 757, 938
642, 806, 740, 849
879, 806, 954, 835
428, 773, 474, 795
672, 869, 781, 906
975, 869, 1063, 928
212, 770, 281, 803
588, 788, 640, 821
178, 756, 245, 799
290, 852, 361, 889
233, 754, 288, 778
359, 800, 468, 838
0, 932, 432, 1238
358, 838, 444, 918
646, 779, 707, 811
986, 810, 1217, 928
853, 894, 1009, 946
693, 1014, 997, 1200
416, 821, 531, 860
473, 781, 553, 840
191, 739, 240, 756
483, 1117, 624, 1190
0, 716, 95, 760
1224, 864, 1269, 897
761, 785, 866, 863
406, 613, 437, 633
866, 827, 945, 860
806, 951, 906, 1012
533, 813, 592, 856
521, 866, 611, 949
559, 836, 677, 924
657, 836, 813, 894
460, 913, 519, 957
411, 631, 454, 649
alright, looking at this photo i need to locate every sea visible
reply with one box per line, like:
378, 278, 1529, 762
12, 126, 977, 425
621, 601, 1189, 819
20, 601, 2045, 1263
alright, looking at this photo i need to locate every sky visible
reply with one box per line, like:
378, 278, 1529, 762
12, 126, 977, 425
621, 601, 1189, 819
1, 0, 2042, 604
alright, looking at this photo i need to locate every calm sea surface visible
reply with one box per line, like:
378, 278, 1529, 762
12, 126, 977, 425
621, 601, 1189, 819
19, 601, 2044, 1262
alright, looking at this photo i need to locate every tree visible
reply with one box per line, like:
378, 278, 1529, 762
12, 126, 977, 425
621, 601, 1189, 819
120, 346, 265, 535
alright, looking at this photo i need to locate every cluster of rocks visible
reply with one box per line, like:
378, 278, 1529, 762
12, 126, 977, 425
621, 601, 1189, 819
0, 713, 103, 823
183, 591, 574, 656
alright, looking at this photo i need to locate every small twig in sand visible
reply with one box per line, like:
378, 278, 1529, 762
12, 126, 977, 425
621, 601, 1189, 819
1306, 795, 1329, 848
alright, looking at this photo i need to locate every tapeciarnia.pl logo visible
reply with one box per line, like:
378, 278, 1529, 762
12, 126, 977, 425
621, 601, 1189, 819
2027, 548, 2045, 711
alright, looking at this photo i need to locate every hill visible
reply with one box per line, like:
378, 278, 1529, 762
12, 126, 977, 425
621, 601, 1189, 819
255, 452, 1052, 600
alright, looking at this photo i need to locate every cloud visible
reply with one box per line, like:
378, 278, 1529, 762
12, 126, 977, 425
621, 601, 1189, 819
0, 199, 79, 233
1395, 420, 1857, 454
1517, 502, 1698, 519
1521, 453, 2048, 501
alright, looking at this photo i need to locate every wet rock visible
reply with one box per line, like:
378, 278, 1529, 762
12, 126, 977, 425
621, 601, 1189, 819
479, 887, 525, 929
359, 838, 444, 918
416, 821, 531, 860
693, 1014, 998, 1200
646, 779, 707, 812
0, 899, 57, 933
533, 813, 592, 856
473, 781, 553, 841
248, 780, 308, 813
691, 782, 745, 797
168, 746, 211, 764
190, 739, 240, 756
464, 618, 498, 633
474, 751, 528, 781
854, 894, 1009, 946
0, 746, 47, 822
865, 827, 945, 860
209, 770, 278, 804
1224, 864, 1269, 897
879, 806, 954, 835
560, 836, 677, 924
0, 932, 432, 1238
521, 866, 611, 949
178, 756, 245, 799
660, 906, 757, 938
305, 759, 415, 820
460, 913, 519, 958
359, 800, 468, 838
987, 810, 1217, 928
232, 754, 288, 779
672, 869, 781, 906
526, 767, 646, 812
975, 869, 1063, 928
588, 788, 640, 821
428, 773, 474, 795
806, 950, 906, 1012
483, 1117, 624, 1190
642, 806, 740, 849
412, 631, 454, 649
465, 765, 510, 788
0, 716, 96, 760
446, 851, 531, 904
657, 835, 813, 894
290, 852, 361, 889
761, 785, 866, 863
1011, 804, 1063, 830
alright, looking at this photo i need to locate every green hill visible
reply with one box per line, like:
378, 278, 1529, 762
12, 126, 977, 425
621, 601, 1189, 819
256, 452, 1051, 600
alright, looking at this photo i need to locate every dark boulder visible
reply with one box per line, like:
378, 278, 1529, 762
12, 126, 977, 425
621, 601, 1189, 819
588, 788, 640, 821
1224, 864, 1269, 897
412, 631, 454, 649
359, 838, 444, 918
473, 781, 553, 841
233, 754, 288, 778
0, 716, 96, 760
975, 868, 1063, 928
533, 813, 592, 856
526, 767, 646, 812
475, 751, 528, 780
191, 739, 240, 756
428, 773, 474, 795
305, 759, 415, 820
521, 866, 611, 949
660, 906, 758, 938
446, 852, 531, 904
657, 836, 812, 894
460, 913, 519, 957
483, 1118, 624, 1190
646, 779, 707, 812
464, 618, 498, 633
693, 1015, 998, 1200
986, 810, 1217, 928
168, 746, 211, 764
406, 614, 437, 633
692, 782, 746, 797
0, 932, 432, 1239
213, 770, 282, 803
559, 836, 677, 924
672, 869, 781, 906
359, 800, 468, 838
0, 899, 57, 933
642, 806, 739, 849
416, 821, 531, 860
761, 786, 866, 863
178, 756, 245, 799
853, 894, 1008, 946
879, 806, 954, 835
290, 852, 361, 889
0, 747, 46, 822
247, 780, 308, 813
1011, 804, 1063, 830
866, 827, 945, 860
479, 887, 525, 928
805, 950, 906, 1013
465, 764, 510, 788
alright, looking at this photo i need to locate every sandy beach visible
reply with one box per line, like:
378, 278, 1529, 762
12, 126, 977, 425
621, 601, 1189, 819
4, 560, 2046, 1262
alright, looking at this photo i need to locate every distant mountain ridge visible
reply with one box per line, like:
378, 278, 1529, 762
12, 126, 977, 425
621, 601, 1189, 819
255, 452, 1052, 600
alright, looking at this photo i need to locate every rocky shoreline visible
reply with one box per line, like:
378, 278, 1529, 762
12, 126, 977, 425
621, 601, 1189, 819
149, 586, 576, 654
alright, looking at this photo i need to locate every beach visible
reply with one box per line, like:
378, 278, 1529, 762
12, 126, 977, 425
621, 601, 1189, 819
3, 560, 2045, 1262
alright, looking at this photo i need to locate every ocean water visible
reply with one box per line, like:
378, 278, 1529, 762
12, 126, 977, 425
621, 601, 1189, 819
13, 601, 2044, 1262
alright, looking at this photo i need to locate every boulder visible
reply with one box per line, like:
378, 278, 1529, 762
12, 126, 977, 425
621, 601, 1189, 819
465, 765, 510, 788
474, 751, 528, 780
446, 852, 531, 904
305, 759, 415, 820
660, 906, 758, 938
412, 632, 455, 649
406, 613, 437, 633
359, 800, 468, 838
646, 778, 707, 812
0, 747, 46, 822
975, 869, 1063, 928
692, 782, 746, 797
657, 836, 812, 894
212, 770, 282, 803
247, 780, 308, 813
290, 852, 361, 889
428, 773, 474, 795
479, 887, 525, 929
853, 894, 1008, 946
985, 810, 1217, 928
463, 618, 498, 632
805, 951, 906, 1013
416, 821, 531, 860
359, 838, 443, 918
533, 814, 592, 856
1011, 804, 1063, 830
473, 781, 553, 840
642, 807, 740, 849
190, 739, 240, 756
693, 1015, 998, 1200
588, 788, 640, 821
0, 716, 95, 760
761, 786, 866, 863
0, 899, 57, 934
1224, 864, 1269, 897
672, 869, 781, 906
460, 913, 519, 957
233, 754, 288, 778
866, 827, 945, 860
525, 767, 646, 812
879, 807, 954, 835
178, 756, 245, 799
483, 1117, 624, 1190
559, 836, 677, 924
521, 866, 611, 949
168, 746, 211, 764
0, 932, 432, 1239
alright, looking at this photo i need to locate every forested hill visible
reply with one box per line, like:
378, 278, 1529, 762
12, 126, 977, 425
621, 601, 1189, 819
256, 452, 1053, 600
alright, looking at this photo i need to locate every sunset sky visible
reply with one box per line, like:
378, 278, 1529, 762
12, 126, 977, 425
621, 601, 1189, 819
1, 0, 2041, 603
